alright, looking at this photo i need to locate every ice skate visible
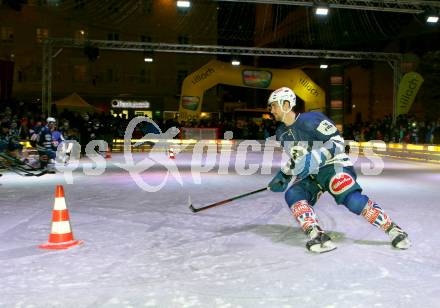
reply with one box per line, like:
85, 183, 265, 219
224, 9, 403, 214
305, 226, 337, 253
387, 223, 411, 249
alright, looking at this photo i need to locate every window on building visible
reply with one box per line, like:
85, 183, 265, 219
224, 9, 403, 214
73, 65, 87, 82
177, 4, 190, 16
108, 32, 119, 41
178, 35, 189, 44
108, 3, 119, 13
74, 29, 87, 40
36, 28, 49, 43
34, 65, 42, 81
17, 70, 24, 83
139, 69, 152, 84
74, 0, 85, 9
1, 27, 14, 42
139, 69, 146, 84
107, 68, 113, 82
142, 0, 153, 14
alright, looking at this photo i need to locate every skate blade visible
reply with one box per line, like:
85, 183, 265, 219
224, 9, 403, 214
308, 240, 337, 253
394, 238, 411, 250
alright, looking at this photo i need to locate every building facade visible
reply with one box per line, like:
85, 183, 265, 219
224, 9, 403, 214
0, 0, 218, 116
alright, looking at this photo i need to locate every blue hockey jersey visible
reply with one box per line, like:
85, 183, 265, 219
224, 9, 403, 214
275, 112, 351, 178
38, 125, 56, 151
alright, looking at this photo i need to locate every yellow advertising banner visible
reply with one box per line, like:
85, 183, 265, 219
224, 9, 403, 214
397, 72, 424, 116
178, 60, 325, 120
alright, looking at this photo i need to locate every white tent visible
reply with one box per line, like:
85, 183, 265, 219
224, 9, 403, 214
53, 92, 96, 113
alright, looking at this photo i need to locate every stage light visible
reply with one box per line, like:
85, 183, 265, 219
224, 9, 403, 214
315, 7, 328, 16
177, 1, 191, 8
426, 16, 439, 23
231, 59, 240, 66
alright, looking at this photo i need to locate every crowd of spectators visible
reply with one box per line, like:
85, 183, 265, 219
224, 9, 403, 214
165, 117, 278, 140
176, 114, 440, 144
1, 100, 440, 150
343, 114, 440, 144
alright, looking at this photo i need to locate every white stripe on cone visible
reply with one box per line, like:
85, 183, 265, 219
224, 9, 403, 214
53, 197, 67, 210
51, 221, 72, 234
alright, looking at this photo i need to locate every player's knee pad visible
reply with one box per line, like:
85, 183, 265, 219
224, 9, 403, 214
48, 150, 56, 160
342, 190, 369, 215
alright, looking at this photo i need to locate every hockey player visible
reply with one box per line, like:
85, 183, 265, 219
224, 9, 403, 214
51, 120, 72, 164
36, 117, 58, 171
267, 87, 410, 253
51, 126, 65, 148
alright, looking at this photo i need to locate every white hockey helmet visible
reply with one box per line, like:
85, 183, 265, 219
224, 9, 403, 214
46, 117, 56, 124
268, 87, 296, 111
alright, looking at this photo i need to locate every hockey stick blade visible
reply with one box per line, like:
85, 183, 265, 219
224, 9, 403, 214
188, 195, 199, 213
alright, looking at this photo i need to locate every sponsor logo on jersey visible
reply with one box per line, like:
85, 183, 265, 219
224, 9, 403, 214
317, 120, 337, 135
329, 173, 354, 195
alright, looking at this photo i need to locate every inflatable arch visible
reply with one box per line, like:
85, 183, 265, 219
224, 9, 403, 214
178, 59, 325, 120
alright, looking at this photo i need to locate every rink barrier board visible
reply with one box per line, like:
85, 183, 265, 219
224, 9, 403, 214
110, 139, 440, 162
348, 141, 440, 163
18, 139, 440, 162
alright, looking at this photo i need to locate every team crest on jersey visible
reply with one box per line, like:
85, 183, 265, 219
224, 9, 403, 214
317, 120, 337, 135
329, 173, 354, 195
289, 144, 308, 160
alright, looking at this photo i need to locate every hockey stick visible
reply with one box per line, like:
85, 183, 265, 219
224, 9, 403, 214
0, 153, 49, 176
0, 152, 42, 171
0, 161, 48, 177
188, 187, 268, 213
8, 165, 49, 177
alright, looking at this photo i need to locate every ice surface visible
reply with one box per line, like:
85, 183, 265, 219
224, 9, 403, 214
1, 152, 439, 307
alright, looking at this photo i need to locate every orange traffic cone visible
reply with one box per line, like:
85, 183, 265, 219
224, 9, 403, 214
168, 147, 175, 159
105, 144, 112, 159
39, 185, 83, 250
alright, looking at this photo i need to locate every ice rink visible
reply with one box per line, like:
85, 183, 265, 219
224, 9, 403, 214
1, 151, 439, 308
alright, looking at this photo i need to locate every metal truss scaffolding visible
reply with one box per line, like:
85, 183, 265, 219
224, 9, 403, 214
42, 38, 402, 121
214, 0, 440, 14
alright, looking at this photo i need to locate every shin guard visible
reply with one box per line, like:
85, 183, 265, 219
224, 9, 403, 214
361, 200, 393, 232
290, 200, 320, 233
